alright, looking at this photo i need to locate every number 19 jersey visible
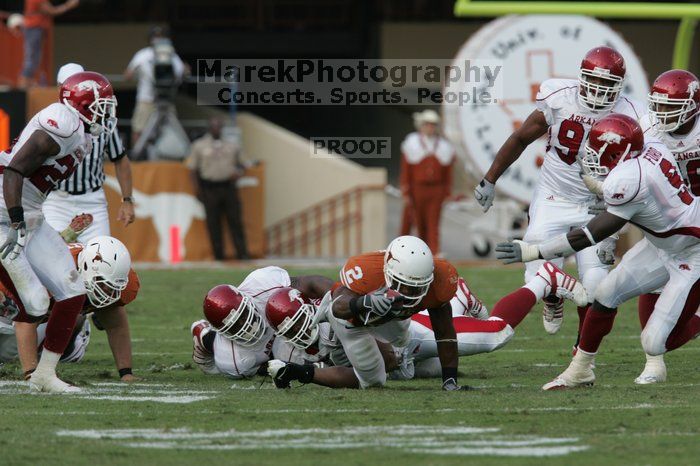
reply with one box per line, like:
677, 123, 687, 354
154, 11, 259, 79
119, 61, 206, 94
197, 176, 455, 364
0, 103, 90, 216
535, 78, 646, 203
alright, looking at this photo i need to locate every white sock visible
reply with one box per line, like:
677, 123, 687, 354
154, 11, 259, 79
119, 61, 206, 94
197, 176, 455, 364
571, 348, 595, 369
645, 353, 664, 364
523, 276, 550, 301
34, 350, 61, 376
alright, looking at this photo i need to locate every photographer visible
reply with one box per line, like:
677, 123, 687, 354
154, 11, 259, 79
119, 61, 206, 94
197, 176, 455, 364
123, 25, 188, 147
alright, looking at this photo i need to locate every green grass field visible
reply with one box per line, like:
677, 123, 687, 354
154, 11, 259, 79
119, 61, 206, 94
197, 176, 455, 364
0, 265, 698, 466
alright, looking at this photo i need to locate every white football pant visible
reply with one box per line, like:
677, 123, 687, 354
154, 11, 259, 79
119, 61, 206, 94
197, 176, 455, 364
43, 188, 111, 243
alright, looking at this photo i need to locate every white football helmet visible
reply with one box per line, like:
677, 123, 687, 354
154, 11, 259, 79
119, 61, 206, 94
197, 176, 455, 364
383, 236, 434, 308
78, 236, 131, 308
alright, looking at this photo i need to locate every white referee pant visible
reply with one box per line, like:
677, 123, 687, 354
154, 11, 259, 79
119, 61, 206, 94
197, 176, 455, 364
43, 188, 111, 243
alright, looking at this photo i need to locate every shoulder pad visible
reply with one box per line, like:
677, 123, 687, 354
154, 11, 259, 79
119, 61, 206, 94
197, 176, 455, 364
339, 252, 385, 295
536, 79, 577, 105
421, 258, 458, 309
603, 159, 642, 206
242, 266, 291, 290
37, 103, 81, 138
616, 95, 647, 121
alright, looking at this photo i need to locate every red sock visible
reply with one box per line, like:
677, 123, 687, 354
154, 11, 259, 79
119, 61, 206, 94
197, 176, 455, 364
491, 288, 537, 328
43, 295, 85, 354
578, 308, 617, 353
577, 305, 589, 335
666, 315, 700, 351
638, 293, 659, 329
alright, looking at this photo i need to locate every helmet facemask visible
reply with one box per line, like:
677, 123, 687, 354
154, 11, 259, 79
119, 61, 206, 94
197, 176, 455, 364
85, 274, 127, 308
384, 267, 433, 309
648, 94, 698, 132
218, 295, 267, 347
578, 69, 623, 112
276, 303, 319, 350
581, 141, 631, 177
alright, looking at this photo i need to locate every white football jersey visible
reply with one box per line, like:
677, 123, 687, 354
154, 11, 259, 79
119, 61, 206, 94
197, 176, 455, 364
271, 321, 346, 365
232, 266, 292, 351
0, 103, 90, 214
604, 140, 700, 255
536, 79, 647, 203
642, 114, 700, 196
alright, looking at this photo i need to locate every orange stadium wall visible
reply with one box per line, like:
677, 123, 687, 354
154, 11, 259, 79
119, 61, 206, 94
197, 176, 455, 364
0, 24, 53, 87
103, 162, 265, 262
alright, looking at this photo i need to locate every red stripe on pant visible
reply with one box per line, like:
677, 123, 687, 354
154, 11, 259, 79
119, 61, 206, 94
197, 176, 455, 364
411, 313, 508, 333
43, 294, 86, 354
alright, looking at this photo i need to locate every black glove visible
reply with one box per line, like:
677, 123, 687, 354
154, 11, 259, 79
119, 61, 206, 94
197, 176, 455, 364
351, 287, 404, 326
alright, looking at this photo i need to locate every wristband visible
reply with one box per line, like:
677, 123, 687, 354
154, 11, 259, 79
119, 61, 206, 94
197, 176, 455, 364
581, 226, 597, 246
442, 366, 458, 382
118, 368, 133, 378
122, 196, 134, 203
8, 206, 24, 224
538, 233, 576, 260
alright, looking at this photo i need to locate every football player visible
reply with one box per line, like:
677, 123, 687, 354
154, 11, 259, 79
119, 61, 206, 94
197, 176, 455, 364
0, 71, 116, 392
474, 47, 646, 339
0, 236, 139, 382
496, 114, 700, 390
632, 70, 700, 384
190, 266, 334, 378
265, 279, 512, 381
267, 235, 465, 391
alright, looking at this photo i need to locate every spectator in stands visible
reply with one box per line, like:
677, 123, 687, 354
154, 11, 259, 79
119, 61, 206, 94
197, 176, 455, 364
399, 109, 455, 254
124, 25, 187, 147
18, 0, 80, 88
187, 116, 249, 261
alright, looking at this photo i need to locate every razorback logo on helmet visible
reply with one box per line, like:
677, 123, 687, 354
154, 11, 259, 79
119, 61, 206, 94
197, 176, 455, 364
598, 131, 622, 144
688, 81, 700, 95
76, 80, 102, 92
46, 119, 59, 129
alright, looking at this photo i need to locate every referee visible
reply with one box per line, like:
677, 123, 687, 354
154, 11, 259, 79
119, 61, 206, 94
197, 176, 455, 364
43, 63, 135, 241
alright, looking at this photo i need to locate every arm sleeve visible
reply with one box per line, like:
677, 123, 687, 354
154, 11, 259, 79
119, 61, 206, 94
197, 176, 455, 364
105, 129, 126, 162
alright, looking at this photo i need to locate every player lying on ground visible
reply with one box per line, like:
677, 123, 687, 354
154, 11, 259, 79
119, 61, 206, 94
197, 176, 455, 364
264, 279, 512, 381
631, 69, 700, 384
496, 113, 700, 390
0, 71, 116, 392
0, 235, 139, 382
190, 266, 335, 379
474, 46, 644, 339
268, 236, 493, 391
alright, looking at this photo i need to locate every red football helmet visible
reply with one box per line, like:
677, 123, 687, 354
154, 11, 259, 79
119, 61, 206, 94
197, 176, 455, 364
578, 46, 626, 112
60, 71, 117, 136
265, 287, 319, 350
203, 284, 267, 347
648, 69, 700, 132
582, 113, 644, 176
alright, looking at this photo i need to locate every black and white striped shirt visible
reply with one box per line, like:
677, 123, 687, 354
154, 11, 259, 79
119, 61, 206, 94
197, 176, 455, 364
57, 129, 126, 195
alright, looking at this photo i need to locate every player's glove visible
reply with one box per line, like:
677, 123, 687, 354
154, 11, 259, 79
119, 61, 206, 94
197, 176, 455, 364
350, 287, 404, 326
0, 222, 27, 261
495, 240, 539, 264
474, 178, 495, 212
596, 235, 618, 266
588, 199, 607, 216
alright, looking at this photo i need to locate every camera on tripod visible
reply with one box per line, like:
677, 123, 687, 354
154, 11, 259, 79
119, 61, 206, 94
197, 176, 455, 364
153, 37, 178, 101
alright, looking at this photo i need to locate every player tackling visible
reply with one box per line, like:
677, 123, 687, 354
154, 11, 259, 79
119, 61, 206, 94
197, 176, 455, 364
0, 71, 116, 393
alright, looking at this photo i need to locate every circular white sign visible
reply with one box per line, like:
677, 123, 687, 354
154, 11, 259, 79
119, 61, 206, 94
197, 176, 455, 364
443, 15, 649, 204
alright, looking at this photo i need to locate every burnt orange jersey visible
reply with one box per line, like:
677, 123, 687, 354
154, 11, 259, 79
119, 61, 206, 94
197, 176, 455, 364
68, 243, 140, 310
339, 251, 458, 311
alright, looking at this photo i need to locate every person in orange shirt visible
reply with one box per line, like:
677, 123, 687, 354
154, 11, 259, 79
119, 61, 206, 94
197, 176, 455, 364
399, 110, 455, 254
18, 0, 79, 88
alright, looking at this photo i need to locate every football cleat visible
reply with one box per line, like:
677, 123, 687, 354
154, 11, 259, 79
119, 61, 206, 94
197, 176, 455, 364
387, 344, 416, 381
542, 296, 564, 335
191, 320, 217, 375
634, 354, 667, 385
29, 372, 82, 394
536, 262, 589, 307
542, 352, 596, 391
456, 277, 489, 319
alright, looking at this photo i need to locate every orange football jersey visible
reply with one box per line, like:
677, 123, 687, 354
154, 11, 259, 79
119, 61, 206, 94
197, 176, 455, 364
339, 251, 457, 311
